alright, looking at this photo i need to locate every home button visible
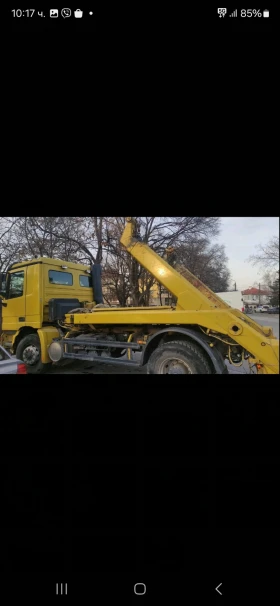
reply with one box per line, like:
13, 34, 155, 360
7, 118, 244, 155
134, 583, 146, 595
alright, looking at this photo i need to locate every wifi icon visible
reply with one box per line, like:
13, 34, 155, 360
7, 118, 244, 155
229, 9, 238, 17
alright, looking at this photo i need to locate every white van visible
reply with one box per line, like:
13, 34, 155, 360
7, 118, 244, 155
215, 291, 244, 312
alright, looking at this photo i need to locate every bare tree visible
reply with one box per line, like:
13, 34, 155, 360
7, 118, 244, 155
257, 269, 279, 307
269, 273, 279, 306
0, 217, 25, 271
248, 236, 279, 270
0, 217, 108, 266
174, 238, 231, 293
260, 269, 278, 291
1, 216, 227, 307
102, 217, 222, 306
19, 217, 99, 263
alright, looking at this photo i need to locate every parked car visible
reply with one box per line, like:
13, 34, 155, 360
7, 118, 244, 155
267, 306, 279, 314
254, 305, 270, 313
0, 344, 27, 374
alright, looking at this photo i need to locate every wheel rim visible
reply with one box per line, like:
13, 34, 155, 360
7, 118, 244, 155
22, 344, 40, 366
158, 357, 192, 374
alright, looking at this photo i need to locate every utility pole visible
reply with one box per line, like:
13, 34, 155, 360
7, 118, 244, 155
259, 283, 261, 305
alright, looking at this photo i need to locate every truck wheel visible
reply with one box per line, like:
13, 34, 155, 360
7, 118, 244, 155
16, 334, 51, 374
147, 340, 213, 374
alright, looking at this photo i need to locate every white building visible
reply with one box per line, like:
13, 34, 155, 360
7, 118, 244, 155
242, 287, 272, 310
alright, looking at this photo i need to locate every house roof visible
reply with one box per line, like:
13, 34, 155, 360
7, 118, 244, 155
242, 287, 272, 295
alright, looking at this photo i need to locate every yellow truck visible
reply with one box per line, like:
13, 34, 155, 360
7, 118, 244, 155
0, 258, 95, 373
0, 217, 279, 374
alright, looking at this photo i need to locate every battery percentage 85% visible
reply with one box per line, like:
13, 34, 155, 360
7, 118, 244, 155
241, 9, 262, 17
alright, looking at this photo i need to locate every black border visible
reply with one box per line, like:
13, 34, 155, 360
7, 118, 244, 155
8, 6, 274, 33
6, 0, 277, 594
2, 376, 280, 600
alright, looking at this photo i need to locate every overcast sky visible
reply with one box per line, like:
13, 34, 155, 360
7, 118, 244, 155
216, 217, 279, 291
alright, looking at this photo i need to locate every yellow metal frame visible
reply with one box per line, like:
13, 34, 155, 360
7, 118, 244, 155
63, 217, 279, 375
65, 307, 279, 374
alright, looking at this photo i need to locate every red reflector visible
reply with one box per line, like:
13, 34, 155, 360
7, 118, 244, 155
17, 363, 27, 374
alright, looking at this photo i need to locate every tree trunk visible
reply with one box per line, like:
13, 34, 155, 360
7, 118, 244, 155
130, 258, 141, 306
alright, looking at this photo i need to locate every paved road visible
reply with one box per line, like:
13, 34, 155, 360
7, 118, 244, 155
47, 313, 279, 375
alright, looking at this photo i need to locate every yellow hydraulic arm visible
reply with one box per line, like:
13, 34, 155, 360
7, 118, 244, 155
121, 218, 231, 311
119, 217, 279, 374
63, 218, 279, 374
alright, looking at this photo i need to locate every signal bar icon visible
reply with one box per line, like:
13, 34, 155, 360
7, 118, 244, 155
229, 9, 238, 18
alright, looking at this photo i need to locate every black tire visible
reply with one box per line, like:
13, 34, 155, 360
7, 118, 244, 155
147, 340, 213, 374
16, 334, 51, 374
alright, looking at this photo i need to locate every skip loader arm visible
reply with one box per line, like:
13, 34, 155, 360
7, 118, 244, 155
120, 218, 279, 374
61, 218, 278, 375
120, 218, 230, 312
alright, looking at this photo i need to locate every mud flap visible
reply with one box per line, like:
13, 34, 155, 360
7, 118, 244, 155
37, 327, 60, 364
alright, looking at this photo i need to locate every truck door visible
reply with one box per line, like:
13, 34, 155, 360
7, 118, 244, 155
1, 269, 26, 332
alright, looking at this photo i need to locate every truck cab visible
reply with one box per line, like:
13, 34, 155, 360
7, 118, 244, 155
0, 258, 94, 372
